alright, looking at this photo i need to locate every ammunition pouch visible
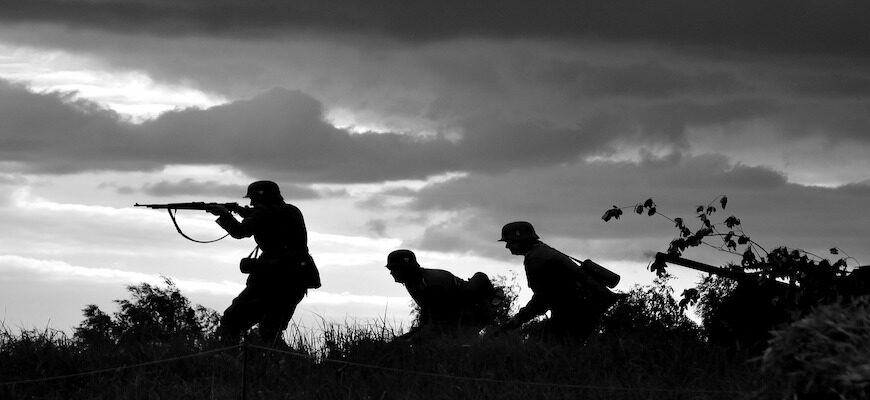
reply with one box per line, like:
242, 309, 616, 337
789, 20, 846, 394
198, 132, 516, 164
239, 246, 263, 274
295, 253, 321, 289
239, 258, 265, 274
239, 246, 321, 289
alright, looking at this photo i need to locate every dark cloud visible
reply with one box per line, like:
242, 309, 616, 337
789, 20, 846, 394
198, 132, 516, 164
1, 82, 867, 187
117, 179, 319, 199
3, 0, 869, 56
839, 181, 870, 196
140, 179, 247, 198
408, 156, 870, 264
0, 83, 605, 181
781, 73, 870, 99
533, 61, 744, 100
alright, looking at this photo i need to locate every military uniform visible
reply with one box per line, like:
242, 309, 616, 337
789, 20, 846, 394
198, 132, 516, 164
387, 250, 498, 339
404, 268, 470, 329
215, 182, 317, 345
500, 221, 619, 341
514, 243, 616, 338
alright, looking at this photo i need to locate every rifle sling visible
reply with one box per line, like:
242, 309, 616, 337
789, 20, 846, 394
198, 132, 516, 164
167, 209, 229, 244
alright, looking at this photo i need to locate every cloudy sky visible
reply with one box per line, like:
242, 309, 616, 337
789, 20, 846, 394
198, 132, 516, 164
1, 0, 868, 334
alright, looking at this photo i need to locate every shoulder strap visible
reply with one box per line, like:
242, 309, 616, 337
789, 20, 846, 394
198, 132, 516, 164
167, 209, 229, 244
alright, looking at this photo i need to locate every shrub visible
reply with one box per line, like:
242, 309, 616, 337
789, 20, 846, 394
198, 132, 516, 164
74, 277, 219, 350
600, 274, 702, 341
761, 296, 870, 399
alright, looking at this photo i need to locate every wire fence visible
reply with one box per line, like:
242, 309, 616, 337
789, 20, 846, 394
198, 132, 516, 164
0, 342, 764, 399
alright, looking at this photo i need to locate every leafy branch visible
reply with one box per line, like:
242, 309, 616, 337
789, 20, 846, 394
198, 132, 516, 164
602, 195, 856, 279
603, 195, 761, 259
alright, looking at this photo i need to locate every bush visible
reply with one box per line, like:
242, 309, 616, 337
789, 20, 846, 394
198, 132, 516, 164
761, 296, 870, 399
74, 277, 220, 350
600, 274, 702, 341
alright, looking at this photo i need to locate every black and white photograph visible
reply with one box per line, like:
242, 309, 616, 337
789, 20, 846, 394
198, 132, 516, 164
1, 1, 868, 398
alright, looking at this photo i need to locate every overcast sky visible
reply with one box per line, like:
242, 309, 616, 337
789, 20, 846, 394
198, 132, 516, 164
1, 0, 868, 335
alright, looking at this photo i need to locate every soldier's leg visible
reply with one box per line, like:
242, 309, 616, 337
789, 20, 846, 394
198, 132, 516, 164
257, 288, 306, 345
550, 306, 599, 342
219, 286, 266, 345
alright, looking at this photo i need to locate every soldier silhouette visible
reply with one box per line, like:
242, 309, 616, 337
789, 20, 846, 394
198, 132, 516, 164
386, 249, 500, 341
208, 180, 320, 345
497, 221, 621, 341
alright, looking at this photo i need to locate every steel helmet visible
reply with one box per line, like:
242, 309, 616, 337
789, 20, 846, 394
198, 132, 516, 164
499, 221, 540, 242
244, 180, 283, 201
385, 249, 421, 270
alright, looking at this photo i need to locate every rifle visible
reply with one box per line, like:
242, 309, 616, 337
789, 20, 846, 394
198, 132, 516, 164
135, 202, 250, 213
135, 202, 252, 243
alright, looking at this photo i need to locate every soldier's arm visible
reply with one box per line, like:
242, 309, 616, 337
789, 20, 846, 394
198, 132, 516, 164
216, 210, 263, 239
508, 293, 548, 328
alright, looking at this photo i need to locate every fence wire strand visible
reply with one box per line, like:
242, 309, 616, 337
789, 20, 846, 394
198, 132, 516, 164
248, 344, 757, 396
0, 342, 760, 396
0, 344, 240, 387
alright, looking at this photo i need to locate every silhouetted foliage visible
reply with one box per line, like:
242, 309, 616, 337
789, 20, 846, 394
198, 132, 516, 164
604, 195, 869, 351
74, 277, 219, 350
600, 274, 701, 340
762, 297, 870, 400
489, 272, 520, 326
2, 279, 783, 399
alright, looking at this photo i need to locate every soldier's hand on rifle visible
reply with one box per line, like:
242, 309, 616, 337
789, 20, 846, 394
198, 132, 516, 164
206, 205, 231, 217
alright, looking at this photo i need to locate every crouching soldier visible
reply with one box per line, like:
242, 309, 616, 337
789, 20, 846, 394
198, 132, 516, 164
386, 249, 501, 341
497, 221, 622, 342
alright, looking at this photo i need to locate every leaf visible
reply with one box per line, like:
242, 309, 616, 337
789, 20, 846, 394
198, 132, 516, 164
602, 206, 623, 222
706, 206, 716, 215
635, 205, 644, 214
679, 288, 699, 310
674, 217, 684, 229
667, 239, 686, 256
737, 235, 750, 245
830, 248, 839, 255
649, 259, 668, 277
720, 196, 728, 209
724, 216, 741, 228
741, 249, 757, 267
696, 205, 704, 213
647, 207, 656, 216
643, 198, 655, 208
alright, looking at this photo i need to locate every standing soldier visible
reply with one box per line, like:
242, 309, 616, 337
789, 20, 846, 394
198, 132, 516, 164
386, 249, 499, 340
497, 221, 620, 341
208, 180, 320, 345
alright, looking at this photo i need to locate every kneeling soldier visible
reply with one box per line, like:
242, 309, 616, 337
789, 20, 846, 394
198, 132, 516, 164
386, 249, 499, 340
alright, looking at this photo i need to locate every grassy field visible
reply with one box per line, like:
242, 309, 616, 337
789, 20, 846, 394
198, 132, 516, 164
18, 274, 865, 399
0, 319, 780, 400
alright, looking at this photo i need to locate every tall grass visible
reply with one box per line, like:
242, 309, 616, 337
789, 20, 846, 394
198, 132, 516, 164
1, 319, 776, 400
2, 275, 807, 399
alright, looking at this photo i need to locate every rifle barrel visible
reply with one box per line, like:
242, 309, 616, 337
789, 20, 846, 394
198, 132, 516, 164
654, 252, 754, 281
133, 202, 241, 211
